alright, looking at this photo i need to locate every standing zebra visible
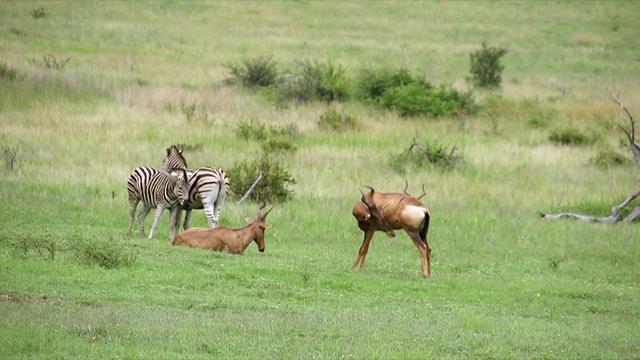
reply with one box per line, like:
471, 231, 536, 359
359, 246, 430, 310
163, 145, 231, 230
127, 166, 190, 240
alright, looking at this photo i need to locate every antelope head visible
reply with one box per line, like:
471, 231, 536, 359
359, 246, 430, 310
361, 186, 396, 238
245, 195, 274, 252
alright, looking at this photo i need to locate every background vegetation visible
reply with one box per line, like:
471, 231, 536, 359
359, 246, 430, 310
1, 1, 639, 358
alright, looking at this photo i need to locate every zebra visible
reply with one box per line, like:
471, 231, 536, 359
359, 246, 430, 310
127, 166, 190, 240
163, 145, 231, 230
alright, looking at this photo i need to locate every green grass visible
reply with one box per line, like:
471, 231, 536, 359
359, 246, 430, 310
1, 1, 640, 359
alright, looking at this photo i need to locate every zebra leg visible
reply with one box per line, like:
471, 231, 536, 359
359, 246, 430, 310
202, 188, 221, 228
138, 204, 152, 237
148, 205, 166, 240
203, 203, 217, 228
213, 189, 228, 228
128, 199, 139, 236
183, 209, 193, 231
169, 207, 182, 240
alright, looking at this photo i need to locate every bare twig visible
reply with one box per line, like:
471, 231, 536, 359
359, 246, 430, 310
237, 172, 264, 204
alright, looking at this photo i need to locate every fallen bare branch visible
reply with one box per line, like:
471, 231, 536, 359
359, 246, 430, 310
237, 172, 264, 204
540, 190, 640, 224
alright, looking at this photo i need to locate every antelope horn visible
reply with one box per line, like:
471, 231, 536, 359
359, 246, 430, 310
403, 180, 410, 195
417, 184, 427, 199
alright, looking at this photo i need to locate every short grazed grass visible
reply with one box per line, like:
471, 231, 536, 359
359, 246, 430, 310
1, 1, 639, 359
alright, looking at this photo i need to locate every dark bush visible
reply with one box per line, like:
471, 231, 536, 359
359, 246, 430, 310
0, 62, 19, 81
234, 120, 300, 155
390, 138, 463, 172
274, 59, 350, 103
549, 128, 592, 146
7, 233, 56, 260
27, 54, 71, 70
227, 157, 296, 202
31, 7, 46, 19
467, 43, 508, 88
591, 149, 630, 167
223, 55, 279, 88
380, 81, 476, 117
72, 237, 137, 269
356, 67, 413, 102
318, 108, 360, 132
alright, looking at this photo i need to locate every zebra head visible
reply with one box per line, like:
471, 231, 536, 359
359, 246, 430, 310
163, 145, 188, 172
169, 168, 190, 209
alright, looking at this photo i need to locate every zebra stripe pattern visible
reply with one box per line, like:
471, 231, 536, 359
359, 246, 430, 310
184, 166, 230, 230
163, 145, 188, 172
163, 145, 230, 230
127, 166, 190, 240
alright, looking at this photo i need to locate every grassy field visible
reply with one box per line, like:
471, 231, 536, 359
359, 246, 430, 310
1, 1, 640, 359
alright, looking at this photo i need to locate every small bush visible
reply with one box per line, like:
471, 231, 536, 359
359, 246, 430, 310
2, 140, 25, 171
27, 54, 72, 70
549, 128, 592, 146
356, 67, 413, 102
591, 149, 630, 167
380, 81, 476, 117
390, 138, 463, 172
0, 62, 19, 81
181, 101, 210, 124
223, 55, 279, 88
31, 7, 46, 19
234, 119, 299, 155
467, 43, 508, 88
318, 108, 360, 132
227, 157, 296, 202
72, 237, 137, 269
274, 59, 350, 103
8, 234, 56, 260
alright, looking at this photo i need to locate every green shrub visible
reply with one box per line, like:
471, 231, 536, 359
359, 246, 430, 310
181, 101, 210, 124
234, 119, 299, 155
380, 81, 476, 117
7, 233, 56, 260
31, 7, 46, 19
318, 108, 360, 132
0, 62, 19, 81
26, 54, 71, 70
223, 55, 279, 88
274, 59, 350, 103
356, 66, 413, 102
1, 140, 25, 171
549, 128, 592, 146
390, 138, 463, 172
591, 149, 630, 167
467, 43, 508, 88
72, 237, 137, 269
227, 157, 296, 202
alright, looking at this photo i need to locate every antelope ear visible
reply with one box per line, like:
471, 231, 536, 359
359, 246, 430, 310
264, 223, 273, 229
245, 217, 253, 224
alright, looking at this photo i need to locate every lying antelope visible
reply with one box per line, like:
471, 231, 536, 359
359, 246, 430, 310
352, 185, 433, 277
172, 197, 274, 254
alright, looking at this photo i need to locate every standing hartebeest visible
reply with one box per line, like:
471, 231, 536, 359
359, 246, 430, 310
352, 185, 432, 277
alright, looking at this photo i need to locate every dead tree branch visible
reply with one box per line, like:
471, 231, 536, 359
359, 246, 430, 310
541, 190, 640, 223
541, 96, 640, 223
237, 172, 264, 204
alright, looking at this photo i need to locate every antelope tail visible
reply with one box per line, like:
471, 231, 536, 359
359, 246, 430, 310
419, 211, 430, 243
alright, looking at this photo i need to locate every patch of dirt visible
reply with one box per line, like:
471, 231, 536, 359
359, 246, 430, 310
0, 294, 61, 305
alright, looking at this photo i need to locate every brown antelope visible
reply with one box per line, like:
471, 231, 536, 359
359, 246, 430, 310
172, 197, 274, 254
352, 185, 432, 277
